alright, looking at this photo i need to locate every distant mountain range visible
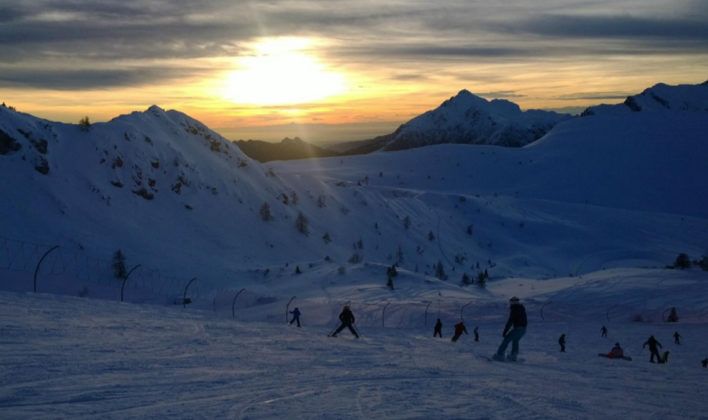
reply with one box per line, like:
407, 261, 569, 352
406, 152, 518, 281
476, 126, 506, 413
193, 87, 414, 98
582, 80, 708, 116
332, 90, 571, 154
235, 137, 339, 162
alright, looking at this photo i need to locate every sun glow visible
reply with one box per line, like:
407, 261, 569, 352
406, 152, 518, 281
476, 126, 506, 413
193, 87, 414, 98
223, 38, 347, 106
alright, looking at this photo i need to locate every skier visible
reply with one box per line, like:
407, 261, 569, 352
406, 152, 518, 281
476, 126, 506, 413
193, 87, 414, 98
289, 307, 301, 327
451, 321, 468, 342
330, 305, 359, 338
558, 334, 566, 353
643, 335, 663, 363
492, 296, 527, 361
702, 358, 708, 368
473, 326, 479, 342
433, 318, 443, 338
667, 307, 679, 322
601, 325, 608, 338
673, 331, 681, 345
599, 343, 630, 360
386, 265, 397, 290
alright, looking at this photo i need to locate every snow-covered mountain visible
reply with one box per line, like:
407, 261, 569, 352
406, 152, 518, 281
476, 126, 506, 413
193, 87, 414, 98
582, 81, 708, 116
1, 81, 707, 302
340, 90, 571, 153
236, 137, 339, 162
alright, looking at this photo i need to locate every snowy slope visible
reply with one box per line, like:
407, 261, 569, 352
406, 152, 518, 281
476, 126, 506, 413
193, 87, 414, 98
2, 275, 707, 419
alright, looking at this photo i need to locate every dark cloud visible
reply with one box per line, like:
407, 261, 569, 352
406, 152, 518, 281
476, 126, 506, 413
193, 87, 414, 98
0, 67, 197, 90
1, 0, 706, 90
510, 15, 708, 41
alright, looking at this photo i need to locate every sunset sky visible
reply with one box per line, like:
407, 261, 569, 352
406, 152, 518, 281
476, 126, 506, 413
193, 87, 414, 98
1, 0, 707, 143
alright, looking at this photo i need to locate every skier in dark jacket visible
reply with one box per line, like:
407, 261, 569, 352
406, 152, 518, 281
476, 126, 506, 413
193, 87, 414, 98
643, 335, 663, 363
558, 334, 566, 352
673, 331, 681, 345
473, 326, 479, 342
331, 305, 359, 338
601, 326, 608, 338
289, 307, 301, 327
493, 296, 527, 361
433, 319, 443, 338
451, 321, 468, 342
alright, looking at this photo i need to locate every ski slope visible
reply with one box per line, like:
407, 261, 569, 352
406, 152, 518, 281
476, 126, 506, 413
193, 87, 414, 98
1, 284, 707, 419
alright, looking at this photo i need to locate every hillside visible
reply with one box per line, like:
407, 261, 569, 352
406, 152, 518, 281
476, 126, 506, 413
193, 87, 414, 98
235, 137, 339, 162
582, 81, 708, 116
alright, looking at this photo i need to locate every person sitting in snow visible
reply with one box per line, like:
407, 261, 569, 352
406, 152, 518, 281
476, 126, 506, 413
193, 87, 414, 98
433, 318, 443, 338
289, 307, 301, 328
599, 343, 626, 359
451, 321, 468, 342
492, 296, 527, 361
331, 305, 359, 338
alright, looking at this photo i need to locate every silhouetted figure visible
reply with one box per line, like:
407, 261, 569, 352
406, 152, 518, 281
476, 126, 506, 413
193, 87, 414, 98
289, 307, 301, 327
386, 265, 398, 290
473, 326, 479, 342
331, 305, 359, 338
599, 343, 631, 360
702, 358, 708, 368
601, 326, 608, 338
643, 335, 663, 363
667, 307, 679, 322
433, 319, 443, 338
451, 321, 468, 342
493, 297, 527, 361
558, 334, 566, 352
673, 331, 681, 345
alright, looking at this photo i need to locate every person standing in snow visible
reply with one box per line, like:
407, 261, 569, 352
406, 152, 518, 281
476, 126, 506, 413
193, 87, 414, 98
289, 307, 301, 327
558, 334, 566, 353
433, 318, 443, 338
331, 305, 359, 338
667, 307, 679, 322
473, 326, 479, 342
673, 331, 681, 345
643, 335, 663, 363
451, 321, 468, 342
601, 326, 608, 338
493, 296, 527, 361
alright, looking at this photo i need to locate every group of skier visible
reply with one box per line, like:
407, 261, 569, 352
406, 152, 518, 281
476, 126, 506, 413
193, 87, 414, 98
288, 298, 706, 366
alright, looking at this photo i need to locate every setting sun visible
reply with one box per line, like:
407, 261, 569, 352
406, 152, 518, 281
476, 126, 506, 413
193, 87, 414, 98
222, 37, 347, 106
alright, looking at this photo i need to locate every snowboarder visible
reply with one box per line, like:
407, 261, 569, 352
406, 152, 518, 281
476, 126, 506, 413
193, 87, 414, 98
330, 305, 359, 338
667, 307, 679, 322
643, 335, 663, 363
558, 334, 566, 352
451, 321, 468, 342
289, 307, 301, 327
673, 331, 681, 345
702, 358, 708, 368
599, 343, 631, 360
492, 296, 527, 361
433, 319, 443, 338
473, 326, 479, 342
601, 325, 608, 337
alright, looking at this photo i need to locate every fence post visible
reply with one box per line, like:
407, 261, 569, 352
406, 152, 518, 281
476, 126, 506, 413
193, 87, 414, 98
382, 301, 391, 328
183, 277, 197, 308
120, 264, 141, 302
460, 300, 474, 321
424, 301, 432, 327
232, 288, 245, 320
285, 296, 296, 323
33, 245, 59, 293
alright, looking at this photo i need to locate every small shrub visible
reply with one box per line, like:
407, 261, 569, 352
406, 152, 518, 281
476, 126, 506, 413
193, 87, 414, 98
112, 250, 127, 280
79, 116, 91, 131
295, 212, 309, 235
673, 253, 691, 269
259, 202, 273, 221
